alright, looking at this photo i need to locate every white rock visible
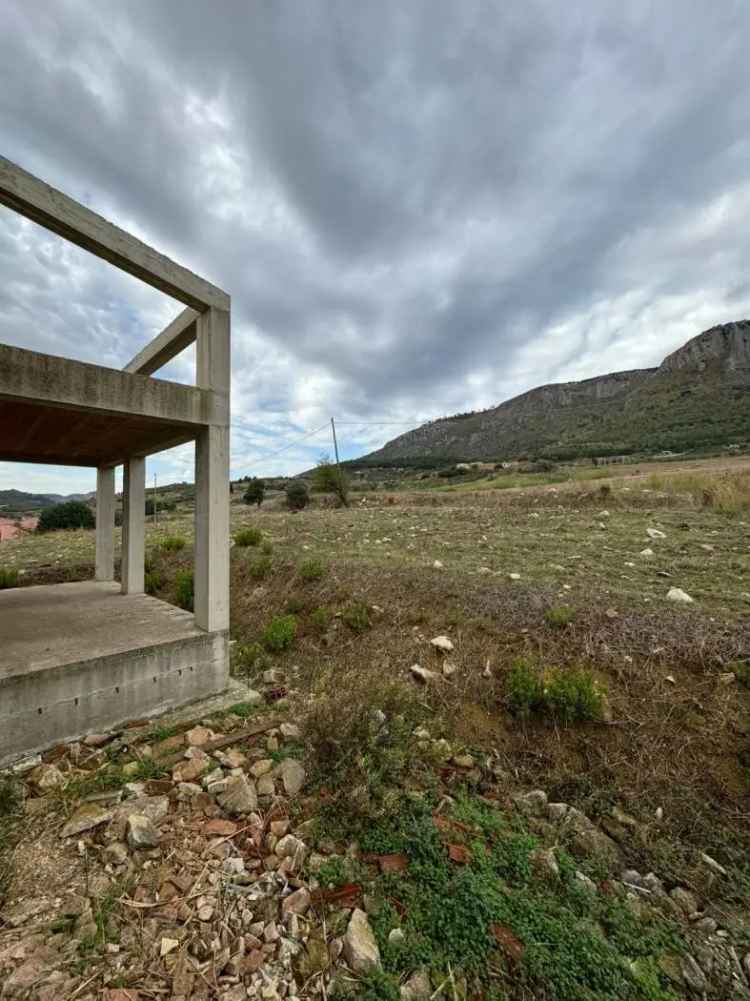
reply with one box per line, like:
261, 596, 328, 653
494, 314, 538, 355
430, 635, 454, 653
410, 664, 439, 684
126, 813, 160, 850
667, 587, 694, 604
508, 572, 521, 580
640, 548, 654, 557
160, 937, 179, 957
218, 774, 258, 815
647, 528, 666, 540
279, 758, 306, 797
432, 560, 444, 569
343, 908, 381, 974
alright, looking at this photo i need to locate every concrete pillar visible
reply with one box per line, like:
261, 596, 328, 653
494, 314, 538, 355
95, 466, 115, 580
194, 306, 230, 632
121, 456, 145, 594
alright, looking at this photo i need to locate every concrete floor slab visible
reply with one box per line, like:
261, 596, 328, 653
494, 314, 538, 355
1, 580, 202, 678
0, 581, 229, 765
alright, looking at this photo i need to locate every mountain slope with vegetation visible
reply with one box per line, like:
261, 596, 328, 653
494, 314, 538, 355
358, 321, 750, 465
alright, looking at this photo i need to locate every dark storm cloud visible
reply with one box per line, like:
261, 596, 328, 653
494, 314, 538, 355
2, 0, 750, 487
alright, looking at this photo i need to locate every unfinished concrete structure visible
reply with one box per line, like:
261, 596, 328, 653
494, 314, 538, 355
0, 157, 231, 764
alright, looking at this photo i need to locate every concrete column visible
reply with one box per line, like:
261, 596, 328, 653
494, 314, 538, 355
194, 306, 230, 632
121, 456, 145, 594
95, 466, 115, 580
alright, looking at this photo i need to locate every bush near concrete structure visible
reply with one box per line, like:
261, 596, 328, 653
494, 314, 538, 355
37, 500, 95, 532
0, 568, 19, 589
175, 570, 194, 611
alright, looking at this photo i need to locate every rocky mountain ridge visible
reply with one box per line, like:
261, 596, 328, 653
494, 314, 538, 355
359, 320, 750, 464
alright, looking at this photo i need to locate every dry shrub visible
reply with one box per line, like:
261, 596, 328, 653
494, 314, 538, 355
303, 667, 426, 829
644, 470, 750, 513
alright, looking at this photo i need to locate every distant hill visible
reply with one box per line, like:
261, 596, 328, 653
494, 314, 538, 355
0, 489, 90, 514
356, 320, 750, 466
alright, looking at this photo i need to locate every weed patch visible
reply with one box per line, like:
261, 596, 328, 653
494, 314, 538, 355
355, 796, 681, 1001
0, 567, 18, 589
248, 553, 273, 580
544, 605, 575, 629
506, 659, 605, 723
174, 570, 194, 611
298, 557, 326, 582
341, 600, 371, 632
159, 534, 186, 552
261, 614, 297, 652
235, 527, 262, 547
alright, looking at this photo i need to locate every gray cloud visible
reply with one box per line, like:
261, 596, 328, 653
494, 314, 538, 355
2, 0, 750, 490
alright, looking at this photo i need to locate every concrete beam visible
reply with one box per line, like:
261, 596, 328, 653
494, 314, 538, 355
0, 157, 229, 312
0, 344, 215, 426
124, 307, 198, 376
121, 456, 145, 595
95, 467, 116, 581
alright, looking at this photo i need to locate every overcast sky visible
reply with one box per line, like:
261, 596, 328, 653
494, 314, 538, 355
2, 1, 750, 494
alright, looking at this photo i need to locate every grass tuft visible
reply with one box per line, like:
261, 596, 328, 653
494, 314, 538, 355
235, 527, 262, 547
261, 614, 297, 652
506, 659, 605, 723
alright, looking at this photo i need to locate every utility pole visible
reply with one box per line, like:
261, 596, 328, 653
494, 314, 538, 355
330, 416, 341, 467
330, 416, 349, 507
153, 473, 158, 526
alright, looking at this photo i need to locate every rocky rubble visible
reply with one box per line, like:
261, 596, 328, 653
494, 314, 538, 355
3, 712, 750, 1000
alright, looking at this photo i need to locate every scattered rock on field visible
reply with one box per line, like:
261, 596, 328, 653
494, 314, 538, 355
430, 635, 454, 653
126, 813, 160, 850
343, 908, 381, 974
279, 758, 306, 797
186, 725, 213, 747
647, 528, 666, 540
217, 774, 258, 815
61, 803, 114, 838
410, 664, 439, 684
667, 587, 694, 604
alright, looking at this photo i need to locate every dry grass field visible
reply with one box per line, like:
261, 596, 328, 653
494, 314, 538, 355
1, 455, 750, 999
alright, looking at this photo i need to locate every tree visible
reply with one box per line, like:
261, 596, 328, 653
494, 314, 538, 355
243, 477, 265, 508
285, 480, 309, 511
37, 500, 95, 532
312, 455, 349, 507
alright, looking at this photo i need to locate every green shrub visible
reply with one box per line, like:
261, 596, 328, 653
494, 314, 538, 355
310, 606, 331, 633
37, 500, 95, 532
174, 570, 194, 611
261, 614, 297, 652
144, 570, 162, 596
235, 527, 262, 547
286, 480, 310, 511
145, 497, 176, 516
243, 477, 265, 508
544, 605, 575, 629
0, 568, 18, 590
506, 659, 604, 723
507, 659, 545, 718
261, 540, 274, 555
298, 557, 326, 582
312, 457, 349, 507
342, 600, 371, 632
159, 535, 186, 552
544, 669, 605, 723
247, 553, 272, 580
